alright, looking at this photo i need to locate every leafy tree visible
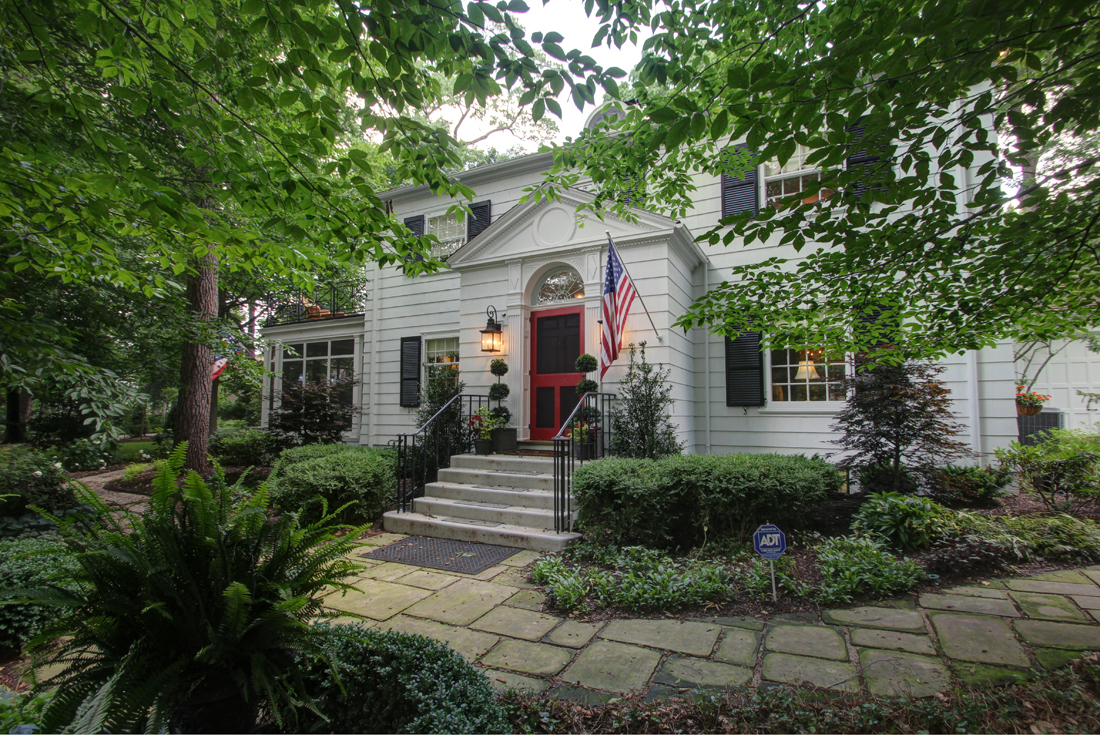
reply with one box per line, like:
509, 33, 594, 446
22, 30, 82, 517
543, 0, 1100, 359
269, 376, 360, 446
609, 342, 683, 459
2, 0, 624, 467
830, 360, 971, 493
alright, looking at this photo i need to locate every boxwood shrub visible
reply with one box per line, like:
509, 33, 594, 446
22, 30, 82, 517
0, 536, 78, 652
573, 453, 843, 548
270, 445, 395, 524
297, 623, 507, 734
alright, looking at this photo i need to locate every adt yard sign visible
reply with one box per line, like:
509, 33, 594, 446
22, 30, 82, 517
753, 524, 786, 560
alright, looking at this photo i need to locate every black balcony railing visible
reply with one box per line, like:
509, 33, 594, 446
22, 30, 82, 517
551, 392, 616, 533
263, 281, 368, 327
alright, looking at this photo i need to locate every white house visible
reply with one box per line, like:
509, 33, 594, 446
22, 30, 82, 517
257, 113, 1095, 547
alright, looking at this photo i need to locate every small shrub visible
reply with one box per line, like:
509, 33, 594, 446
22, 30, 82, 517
0, 536, 79, 652
958, 513, 1100, 562
995, 429, 1100, 512
269, 376, 360, 445
0, 447, 76, 517
850, 491, 952, 551
55, 437, 121, 471
608, 342, 684, 460
931, 464, 1010, 506
574, 453, 842, 548
815, 536, 924, 604
271, 447, 396, 524
856, 463, 919, 495
209, 427, 288, 466
0, 690, 53, 734
297, 623, 508, 734
122, 463, 148, 481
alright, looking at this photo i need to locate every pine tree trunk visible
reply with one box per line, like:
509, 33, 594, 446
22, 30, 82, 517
176, 253, 219, 472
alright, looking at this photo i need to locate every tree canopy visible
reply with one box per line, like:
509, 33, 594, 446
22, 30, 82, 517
545, 0, 1100, 358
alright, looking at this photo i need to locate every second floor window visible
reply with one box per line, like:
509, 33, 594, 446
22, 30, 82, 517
764, 143, 835, 209
428, 213, 466, 260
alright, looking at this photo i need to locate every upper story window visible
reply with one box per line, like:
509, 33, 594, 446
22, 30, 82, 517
770, 348, 847, 402
403, 201, 491, 264
764, 143, 835, 209
533, 267, 585, 305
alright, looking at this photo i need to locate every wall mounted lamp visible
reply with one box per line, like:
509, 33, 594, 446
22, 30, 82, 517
480, 305, 504, 353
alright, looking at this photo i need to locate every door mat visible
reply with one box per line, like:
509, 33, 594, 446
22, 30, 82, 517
362, 536, 521, 574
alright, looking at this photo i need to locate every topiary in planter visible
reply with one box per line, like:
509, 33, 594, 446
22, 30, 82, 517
489, 359, 508, 377
574, 354, 597, 374
575, 379, 598, 395
488, 382, 510, 401
297, 624, 508, 734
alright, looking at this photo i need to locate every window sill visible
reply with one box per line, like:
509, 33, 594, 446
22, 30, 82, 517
757, 403, 845, 415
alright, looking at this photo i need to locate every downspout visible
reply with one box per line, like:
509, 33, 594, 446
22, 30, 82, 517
967, 349, 983, 464
704, 263, 712, 454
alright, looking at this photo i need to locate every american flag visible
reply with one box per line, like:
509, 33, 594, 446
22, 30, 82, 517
600, 238, 636, 379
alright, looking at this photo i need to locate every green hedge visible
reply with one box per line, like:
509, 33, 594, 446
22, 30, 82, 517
573, 453, 842, 548
270, 445, 395, 524
297, 624, 507, 734
0, 447, 76, 517
0, 537, 79, 652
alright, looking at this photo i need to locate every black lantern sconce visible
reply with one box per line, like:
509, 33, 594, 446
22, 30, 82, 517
480, 305, 504, 353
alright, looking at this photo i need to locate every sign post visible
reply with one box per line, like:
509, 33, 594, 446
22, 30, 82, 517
752, 523, 787, 602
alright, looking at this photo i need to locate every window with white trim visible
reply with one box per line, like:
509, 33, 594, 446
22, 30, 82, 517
532, 267, 585, 306
763, 143, 835, 209
427, 213, 465, 260
281, 338, 356, 404
425, 337, 459, 377
769, 348, 847, 402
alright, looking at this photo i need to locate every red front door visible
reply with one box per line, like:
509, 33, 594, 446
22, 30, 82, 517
530, 306, 584, 440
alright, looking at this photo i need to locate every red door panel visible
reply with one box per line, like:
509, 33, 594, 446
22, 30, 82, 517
530, 306, 584, 440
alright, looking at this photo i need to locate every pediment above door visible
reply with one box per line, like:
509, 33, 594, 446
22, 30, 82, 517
446, 187, 680, 269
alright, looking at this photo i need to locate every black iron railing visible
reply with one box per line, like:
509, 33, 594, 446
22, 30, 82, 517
393, 393, 491, 513
551, 392, 616, 533
263, 281, 368, 327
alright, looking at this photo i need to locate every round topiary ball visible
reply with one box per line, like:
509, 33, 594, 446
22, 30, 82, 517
574, 353, 598, 374
489, 359, 508, 377
488, 383, 510, 401
575, 378, 598, 395
489, 406, 511, 425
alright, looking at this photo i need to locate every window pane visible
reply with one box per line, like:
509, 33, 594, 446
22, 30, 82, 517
283, 361, 303, 384
425, 337, 460, 364
535, 269, 584, 305
306, 359, 328, 382
331, 339, 355, 356
771, 367, 787, 386
770, 349, 788, 366
331, 357, 354, 380
809, 383, 827, 401
828, 383, 847, 401
771, 384, 788, 402
828, 364, 846, 382
306, 342, 328, 357
283, 343, 303, 359
790, 384, 808, 401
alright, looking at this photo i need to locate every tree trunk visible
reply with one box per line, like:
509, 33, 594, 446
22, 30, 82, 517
3, 389, 32, 444
175, 253, 219, 472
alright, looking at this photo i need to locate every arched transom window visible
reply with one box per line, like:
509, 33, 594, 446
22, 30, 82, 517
533, 267, 584, 305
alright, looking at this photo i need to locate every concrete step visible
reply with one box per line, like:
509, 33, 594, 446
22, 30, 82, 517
449, 453, 554, 474
382, 511, 580, 552
436, 466, 555, 492
413, 495, 568, 530
425, 481, 556, 510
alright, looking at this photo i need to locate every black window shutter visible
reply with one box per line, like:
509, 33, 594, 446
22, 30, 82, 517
721, 143, 758, 219
467, 201, 491, 240
725, 332, 765, 407
399, 337, 422, 407
853, 302, 898, 349
402, 215, 425, 266
846, 124, 889, 201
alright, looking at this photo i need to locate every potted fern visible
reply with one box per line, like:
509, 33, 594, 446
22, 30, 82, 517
488, 358, 517, 453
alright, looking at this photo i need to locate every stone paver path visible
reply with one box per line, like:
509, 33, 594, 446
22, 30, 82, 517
327, 534, 1100, 700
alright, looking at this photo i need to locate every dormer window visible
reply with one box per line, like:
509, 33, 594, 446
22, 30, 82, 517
428, 212, 465, 259
764, 143, 835, 209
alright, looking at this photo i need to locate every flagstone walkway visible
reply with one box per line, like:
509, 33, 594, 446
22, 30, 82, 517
327, 533, 1100, 701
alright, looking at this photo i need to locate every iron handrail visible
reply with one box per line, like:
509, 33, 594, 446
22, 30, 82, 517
393, 392, 491, 513
551, 392, 616, 533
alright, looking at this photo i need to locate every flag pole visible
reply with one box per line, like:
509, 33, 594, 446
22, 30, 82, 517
607, 231, 662, 342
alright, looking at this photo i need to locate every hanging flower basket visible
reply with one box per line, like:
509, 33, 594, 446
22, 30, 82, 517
1015, 385, 1051, 416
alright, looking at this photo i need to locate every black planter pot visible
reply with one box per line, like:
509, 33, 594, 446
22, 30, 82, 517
474, 438, 494, 455
573, 442, 597, 461
491, 427, 517, 453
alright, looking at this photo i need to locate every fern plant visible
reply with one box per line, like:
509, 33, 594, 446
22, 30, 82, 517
21, 444, 364, 733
